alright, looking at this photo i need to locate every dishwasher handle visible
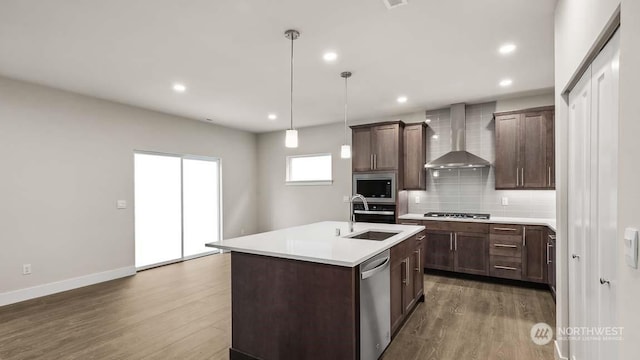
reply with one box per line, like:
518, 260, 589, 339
361, 256, 391, 280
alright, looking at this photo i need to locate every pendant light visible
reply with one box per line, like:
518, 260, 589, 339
284, 29, 300, 148
340, 71, 352, 159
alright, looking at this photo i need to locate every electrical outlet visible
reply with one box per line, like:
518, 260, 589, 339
501, 197, 509, 206
22, 264, 32, 275
414, 196, 420, 204
116, 200, 127, 209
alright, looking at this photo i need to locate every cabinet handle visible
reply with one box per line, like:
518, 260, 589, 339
494, 265, 518, 271
548, 234, 556, 240
493, 227, 518, 231
417, 235, 426, 241
454, 233, 457, 251
405, 259, 410, 287
516, 168, 519, 187
449, 233, 453, 251
370, 155, 373, 170
374, 154, 377, 169
494, 244, 517, 248
523, 226, 526, 247
415, 248, 421, 272
548, 166, 552, 187
546, 243, 552, 264
402, 259, 407, 284
521, 168, 524, 186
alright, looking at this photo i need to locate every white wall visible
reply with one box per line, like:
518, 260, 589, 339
256, 122, 352, 232
0, 76, 257, 302
617, 1, 640, 358
555, 1, 640, 359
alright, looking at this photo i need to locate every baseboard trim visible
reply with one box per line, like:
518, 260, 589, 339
555, 340, 568, 360
0, 266, 136, 307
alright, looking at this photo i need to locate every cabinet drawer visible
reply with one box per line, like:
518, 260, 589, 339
490, 224, 523, 235
425, 221, 489, 234
490, 256, 522, 280
489, 235, 522, 257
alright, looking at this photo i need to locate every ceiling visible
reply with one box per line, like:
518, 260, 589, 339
0, 0, 556, 133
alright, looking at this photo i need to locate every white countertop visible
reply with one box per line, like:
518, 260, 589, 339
398, 213, 556, 231
205, 221, 425, 267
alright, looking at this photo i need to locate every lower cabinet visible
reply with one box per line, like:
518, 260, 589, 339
547, 229, 556, 300
424, 222, 489, 276
523, 226, 547, 283
390, 232, 424, 336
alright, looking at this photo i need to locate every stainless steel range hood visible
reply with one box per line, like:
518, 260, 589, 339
425, 103, 491, 169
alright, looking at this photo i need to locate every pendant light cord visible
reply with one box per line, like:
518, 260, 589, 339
344, 76, 348, 144
290, 36, 294, 131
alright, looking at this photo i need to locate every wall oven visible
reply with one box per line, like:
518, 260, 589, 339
353, 203, 396, 224
353, 173, 396, 204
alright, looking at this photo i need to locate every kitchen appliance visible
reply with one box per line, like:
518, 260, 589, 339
359, 249, 391, 360
353, 203, 396, 224
424, 212, 491, 220
353, 173, 396, 204
424, 103, 491, 169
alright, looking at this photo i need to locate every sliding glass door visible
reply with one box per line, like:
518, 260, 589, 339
134, 152, 221, 269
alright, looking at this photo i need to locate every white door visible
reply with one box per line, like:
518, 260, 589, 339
567, 30, 619, 360
568, 65, 592, 360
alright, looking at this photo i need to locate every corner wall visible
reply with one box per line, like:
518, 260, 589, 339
0, 76, 258, 304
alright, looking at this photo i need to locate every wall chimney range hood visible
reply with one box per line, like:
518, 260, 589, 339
425, 103, 491, 169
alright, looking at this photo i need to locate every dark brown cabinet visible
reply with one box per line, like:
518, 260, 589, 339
547, 229, 556, 300
350, 121, 404, 173
403, 123, 427, 190
424, 222, 489, 276
390, 232, 424, 336
523, 226, 547, 283
494, 106, 555, 190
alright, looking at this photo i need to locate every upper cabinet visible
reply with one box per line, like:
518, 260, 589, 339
494, 106, 555, 190
403, 123, 427, 190
350, 121, 404, 173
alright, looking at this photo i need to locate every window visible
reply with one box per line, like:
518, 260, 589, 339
286, 153, 333, 185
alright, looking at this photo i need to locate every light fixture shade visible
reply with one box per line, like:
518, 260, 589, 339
285, 129, 298, 148
340, 144, 351, 159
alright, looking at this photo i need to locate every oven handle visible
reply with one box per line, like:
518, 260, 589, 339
353, 210, 395, 216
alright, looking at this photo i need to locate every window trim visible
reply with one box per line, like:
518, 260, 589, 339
285, 153, 333, 185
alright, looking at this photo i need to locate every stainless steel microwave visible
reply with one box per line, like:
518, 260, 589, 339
353, 173, 396, 204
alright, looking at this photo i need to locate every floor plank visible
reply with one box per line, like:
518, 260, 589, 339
0, 254, 555, 360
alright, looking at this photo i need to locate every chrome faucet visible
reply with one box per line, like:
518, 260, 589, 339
349, 194, 369, 233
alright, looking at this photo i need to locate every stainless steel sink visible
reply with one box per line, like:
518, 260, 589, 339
344, 230, 400, 241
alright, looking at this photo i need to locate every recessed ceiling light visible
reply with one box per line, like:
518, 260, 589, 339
268, 113, 277, 120
172, 83, 186, 93
499, 43, 517, 55
323, 52, 338, 62
397, 96, 408, 103
499, 79, 513, 87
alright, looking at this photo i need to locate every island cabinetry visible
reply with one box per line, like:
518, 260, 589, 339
424, 221, 489, 275
230, 253, 359, 360
390, 231, 425, 336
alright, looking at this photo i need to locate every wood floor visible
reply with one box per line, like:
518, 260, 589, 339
0, 254, 555, 360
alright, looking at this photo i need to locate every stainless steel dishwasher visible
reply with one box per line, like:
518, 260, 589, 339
359, 249, 391, 360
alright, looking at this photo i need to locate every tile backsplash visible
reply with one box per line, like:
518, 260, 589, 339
407, 102, 556, 219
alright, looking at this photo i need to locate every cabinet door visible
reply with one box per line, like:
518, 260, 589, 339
352, 127, 372, 172
545, 111, 556, 189
548, 234, 556, 298
403, 257, 415, 313
403, 124, 426, 189
412, 246, 424, 300
454, 232, 489, 275
520, 112, 548, 188
372, 124, 399, 171
424, 231, 454, 271
523, 226, 547, 283
495, 114, 520, 189
390, 260, 404, 335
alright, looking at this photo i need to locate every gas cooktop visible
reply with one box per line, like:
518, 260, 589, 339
424, 212, 491, 220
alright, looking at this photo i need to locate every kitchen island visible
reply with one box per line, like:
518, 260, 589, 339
205, 221, 425, 360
